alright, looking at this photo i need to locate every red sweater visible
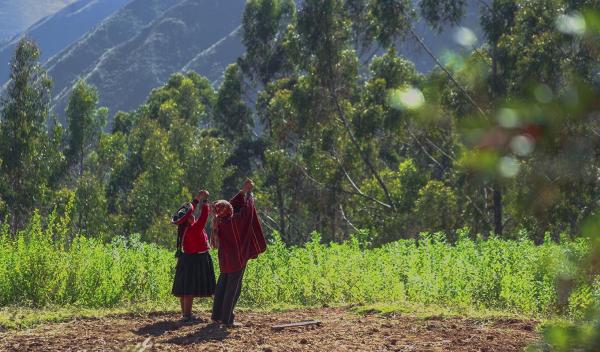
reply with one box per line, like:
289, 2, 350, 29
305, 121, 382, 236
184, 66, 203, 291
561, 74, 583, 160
182, 201, 210, 253
216, 192, 267, 273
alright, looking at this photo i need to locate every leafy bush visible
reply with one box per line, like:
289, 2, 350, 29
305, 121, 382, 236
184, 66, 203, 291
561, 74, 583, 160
0, 210, 173, 308
413, 181, 458, 237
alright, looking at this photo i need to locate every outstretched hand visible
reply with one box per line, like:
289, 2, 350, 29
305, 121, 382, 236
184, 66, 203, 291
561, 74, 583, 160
195, 190, 209, 201
242, 178, 254, 193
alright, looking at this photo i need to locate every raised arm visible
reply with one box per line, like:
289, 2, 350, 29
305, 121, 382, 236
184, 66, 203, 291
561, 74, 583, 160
191, 190, 210, 228
194, 202, 210, 228
230, 178, 254, 214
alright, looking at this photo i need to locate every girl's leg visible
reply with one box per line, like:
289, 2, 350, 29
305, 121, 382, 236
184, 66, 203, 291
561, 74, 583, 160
179, 297, 185, 316
231, 268, 245, 312
211, 273, 228, 322
220, 269, 245, 325
183, 296, 194, 316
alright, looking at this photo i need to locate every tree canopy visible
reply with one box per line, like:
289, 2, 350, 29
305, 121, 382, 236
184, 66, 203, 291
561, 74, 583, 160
0, 1, 598, 247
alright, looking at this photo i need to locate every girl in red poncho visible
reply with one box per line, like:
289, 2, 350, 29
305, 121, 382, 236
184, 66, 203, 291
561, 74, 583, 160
210, 179, 266, 327
171, 190, 216, 322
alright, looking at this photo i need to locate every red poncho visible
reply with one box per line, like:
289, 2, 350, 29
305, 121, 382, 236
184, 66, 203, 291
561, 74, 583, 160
212, 192, 266, 273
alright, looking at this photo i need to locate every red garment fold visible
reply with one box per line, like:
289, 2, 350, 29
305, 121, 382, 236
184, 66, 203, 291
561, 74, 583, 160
216, 192, 267, 273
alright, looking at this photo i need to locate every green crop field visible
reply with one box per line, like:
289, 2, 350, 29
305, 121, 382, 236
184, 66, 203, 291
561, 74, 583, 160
1, 211, 597, 320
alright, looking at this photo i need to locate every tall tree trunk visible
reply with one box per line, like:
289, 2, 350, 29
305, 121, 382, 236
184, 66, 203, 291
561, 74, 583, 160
77, 148, 84, 231
493, 184, 502, 235
491, 16, 503, 237
275, 181, 287, 240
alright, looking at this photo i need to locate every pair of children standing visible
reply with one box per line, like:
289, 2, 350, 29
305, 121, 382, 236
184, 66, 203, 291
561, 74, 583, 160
170, 179, 266, 327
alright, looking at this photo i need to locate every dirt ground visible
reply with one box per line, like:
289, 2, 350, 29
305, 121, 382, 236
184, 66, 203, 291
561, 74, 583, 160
0, 307, 540, 351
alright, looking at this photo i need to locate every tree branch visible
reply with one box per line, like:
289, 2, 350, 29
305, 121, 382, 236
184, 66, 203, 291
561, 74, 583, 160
289, 158, 392, 210
475, 0, 492, 11
330, 89, 397, 210
408, 130, 444, 169
321, 37, 397, 211
339, 204, 359, 232
423, 135, 456, 161
409, 27, 488, 118
465, 194, 488, 219
329, 151, 393, 209
257, 210, 279, 233
360, 44, 382, 67
589, 126, 600, 138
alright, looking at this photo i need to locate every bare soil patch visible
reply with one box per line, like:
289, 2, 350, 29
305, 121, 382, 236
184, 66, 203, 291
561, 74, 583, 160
0, 307, 539, 351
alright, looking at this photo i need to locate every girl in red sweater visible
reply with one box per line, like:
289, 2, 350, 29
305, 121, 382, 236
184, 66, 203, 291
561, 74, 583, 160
171, 190, 216, 322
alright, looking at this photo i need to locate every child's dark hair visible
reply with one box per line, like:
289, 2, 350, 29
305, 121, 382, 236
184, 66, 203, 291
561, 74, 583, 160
175, 223, 187, 257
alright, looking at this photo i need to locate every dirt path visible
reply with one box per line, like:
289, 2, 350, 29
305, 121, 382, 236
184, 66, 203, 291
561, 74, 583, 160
0, 308, 539, 351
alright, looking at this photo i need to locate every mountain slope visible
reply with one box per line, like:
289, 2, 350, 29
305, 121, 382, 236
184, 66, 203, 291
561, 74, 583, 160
0, 0, 131, 83
13, 0, 479, 121
46, 0, 183, 112
0, 0, 78, 42
183, 25, 243, 85
47, 0, 245, 117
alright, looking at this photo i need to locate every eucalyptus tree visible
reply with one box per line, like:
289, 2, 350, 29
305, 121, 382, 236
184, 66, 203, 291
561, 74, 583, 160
238, 0, 300, 238
66, 80, 107, 178
0, 39, 53, 230
241, 0, 297, 87
212, 63, 257, 196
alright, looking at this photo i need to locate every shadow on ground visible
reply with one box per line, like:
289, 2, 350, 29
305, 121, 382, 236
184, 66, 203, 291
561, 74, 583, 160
165, 324, 230, 345
135, 319, 188, 337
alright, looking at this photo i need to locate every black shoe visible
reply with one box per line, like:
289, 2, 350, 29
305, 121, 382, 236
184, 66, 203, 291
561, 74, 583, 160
181, 314, 201, 323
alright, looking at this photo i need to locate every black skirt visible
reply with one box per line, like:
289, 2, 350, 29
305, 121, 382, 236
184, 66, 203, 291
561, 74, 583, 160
172, 252, 217, 297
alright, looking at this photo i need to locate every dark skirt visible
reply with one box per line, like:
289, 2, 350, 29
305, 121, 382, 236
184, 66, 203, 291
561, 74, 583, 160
172, 252, 216, 297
